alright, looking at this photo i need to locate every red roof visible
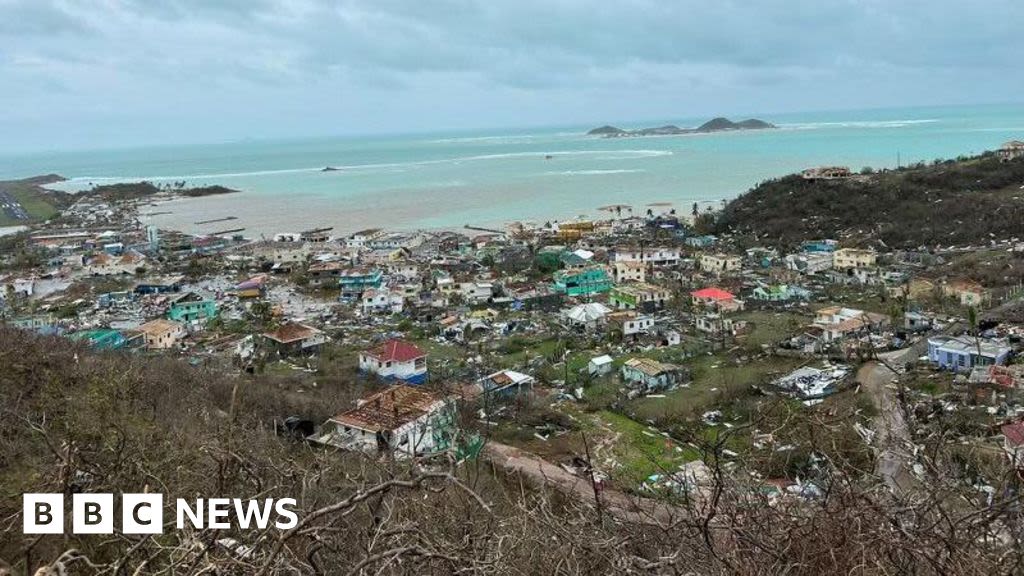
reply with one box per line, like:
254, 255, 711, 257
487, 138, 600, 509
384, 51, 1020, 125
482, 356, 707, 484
365, 339, 425, 362
1003, 421, 1024, 447
690, 288, 735, 301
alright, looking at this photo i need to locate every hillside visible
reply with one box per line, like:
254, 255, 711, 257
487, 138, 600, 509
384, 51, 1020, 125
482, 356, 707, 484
715, 154, 1024, 249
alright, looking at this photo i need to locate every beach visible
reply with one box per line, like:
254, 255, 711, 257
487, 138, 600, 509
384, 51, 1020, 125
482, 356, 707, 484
6, 103, 1024, 236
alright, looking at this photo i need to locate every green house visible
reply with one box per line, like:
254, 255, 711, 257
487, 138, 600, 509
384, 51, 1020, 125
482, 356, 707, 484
167, 292, 217, 323
553, 267, 612, 297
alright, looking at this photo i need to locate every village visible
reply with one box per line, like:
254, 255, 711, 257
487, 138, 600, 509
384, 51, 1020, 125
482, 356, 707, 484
4, 145, 1024, 507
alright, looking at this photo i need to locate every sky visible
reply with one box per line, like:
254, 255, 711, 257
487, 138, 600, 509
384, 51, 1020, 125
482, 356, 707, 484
2, 0, 1023, 153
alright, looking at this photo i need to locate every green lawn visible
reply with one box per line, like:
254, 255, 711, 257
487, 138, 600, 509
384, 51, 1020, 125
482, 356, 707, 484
625, 354, 806, 425
0, 183, 59, 226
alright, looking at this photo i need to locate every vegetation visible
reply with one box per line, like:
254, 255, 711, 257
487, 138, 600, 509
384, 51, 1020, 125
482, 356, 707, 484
2, 321, 1024, 573
716, 154, 1024, 248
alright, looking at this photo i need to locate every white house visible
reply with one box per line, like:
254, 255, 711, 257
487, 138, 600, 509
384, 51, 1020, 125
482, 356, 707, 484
610, 246, 681, 267
360, 288, 405, 314
359, 339, 428, 384
588, 354, 614, 376
320, 385, 452, 457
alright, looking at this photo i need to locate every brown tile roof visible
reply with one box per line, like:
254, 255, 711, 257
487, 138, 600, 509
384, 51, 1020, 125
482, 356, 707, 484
263, 322, 322, 344
331, 385, 444, 432
137, 319, 182, 337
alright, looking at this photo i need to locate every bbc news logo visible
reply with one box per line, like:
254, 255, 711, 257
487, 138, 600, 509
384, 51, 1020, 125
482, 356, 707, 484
24, 494, 298, 534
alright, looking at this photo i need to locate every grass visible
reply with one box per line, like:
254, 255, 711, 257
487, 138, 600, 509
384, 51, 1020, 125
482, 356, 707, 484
0, 182, 59, 226
625, 353, 805, 426
734, 310, 807, 351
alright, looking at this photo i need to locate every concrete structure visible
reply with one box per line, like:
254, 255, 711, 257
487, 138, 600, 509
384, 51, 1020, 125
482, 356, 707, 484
612, 261, 646, 284
609, 283, 671, 311
167, 292, 217, 323
321, 385, 453, 456
553, 267, 612, 297
927, 335, 1012, 373
137, 319, 185, 349
801, 166, 852, 180
832, 248, 877, 270
610, 246, 681, 267
621, 358, 687, 394
998, 141, 1024, 162
699, 253, 742, 274
359, 339, 428, 384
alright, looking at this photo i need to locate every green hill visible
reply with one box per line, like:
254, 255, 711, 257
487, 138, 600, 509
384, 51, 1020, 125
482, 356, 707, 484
715, 154, 1024, 249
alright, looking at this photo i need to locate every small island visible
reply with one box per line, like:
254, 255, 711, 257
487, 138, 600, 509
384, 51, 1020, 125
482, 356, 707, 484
587, 116, 776, 138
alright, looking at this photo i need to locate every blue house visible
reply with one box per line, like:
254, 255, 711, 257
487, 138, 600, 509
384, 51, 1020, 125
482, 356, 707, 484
927, 336, 1012, 372
685, 235, 717, 248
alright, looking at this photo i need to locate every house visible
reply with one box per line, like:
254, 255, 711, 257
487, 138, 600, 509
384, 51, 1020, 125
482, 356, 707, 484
690, 287, 744, 312
608, 310, 655, 337
903, 312, 933, 333
620, 358, 688, 394
812, 307, 888, 343
359, 339, 428, 384
346, 228, 383, 248
563, 302, 612, 329
552, 266, 612, 297
1001, 421, 1024, 469
339, 268, 383, 300
942, 279, 990, 307
832, 248, 876, 270
612, 261, 646, 283
801, 239, 837, 253
699, 253, 742, 274
751, 284, 810, 302
460, 282, 495, 304
926, 335, 1011, 372
588, 354, 614, 376
319, 385, 453, 456
69, 328, 132, 351
801, 166, 851, 180
476, 370, 535, 399
134, 276, 185, 295
299, 227, 332, 243
685, 235, 717, 248
167, 292, 217, 323
262, 322, 329, 357
360, 288, 405, 314
610, 246, 681, 267
609, 283, 671, 311
308, 261, 348, 287
695, 312, 742, 336
785, 252, 833, 275
998, 141, 1024, 162
136, 319, 185, 349
86, 251, 146, 276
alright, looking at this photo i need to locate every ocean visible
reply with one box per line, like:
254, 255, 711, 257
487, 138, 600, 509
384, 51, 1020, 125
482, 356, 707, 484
2, 103, 1023, 236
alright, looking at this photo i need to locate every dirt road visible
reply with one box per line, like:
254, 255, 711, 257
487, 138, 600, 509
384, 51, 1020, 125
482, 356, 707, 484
482, 441, 687, 525
859, 345, 924, 493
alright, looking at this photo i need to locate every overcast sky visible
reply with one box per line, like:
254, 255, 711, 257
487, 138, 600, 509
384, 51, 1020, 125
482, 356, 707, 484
2, 0, 1022, 152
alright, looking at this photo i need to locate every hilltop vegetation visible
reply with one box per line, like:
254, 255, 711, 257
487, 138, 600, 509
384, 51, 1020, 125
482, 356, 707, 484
587, 117, 775, 137
716, 154, 1024, 248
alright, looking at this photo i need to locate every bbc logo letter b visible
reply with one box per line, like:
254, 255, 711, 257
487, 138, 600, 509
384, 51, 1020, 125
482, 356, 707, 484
73, 494, 114, 534
24, 494, 63, 534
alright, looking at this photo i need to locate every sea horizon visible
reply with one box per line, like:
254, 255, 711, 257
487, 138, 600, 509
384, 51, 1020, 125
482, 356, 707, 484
4, 102, 1024, 237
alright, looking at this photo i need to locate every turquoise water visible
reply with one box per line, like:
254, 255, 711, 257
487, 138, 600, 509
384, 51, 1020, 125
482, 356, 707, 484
2, 103, 1023, 235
